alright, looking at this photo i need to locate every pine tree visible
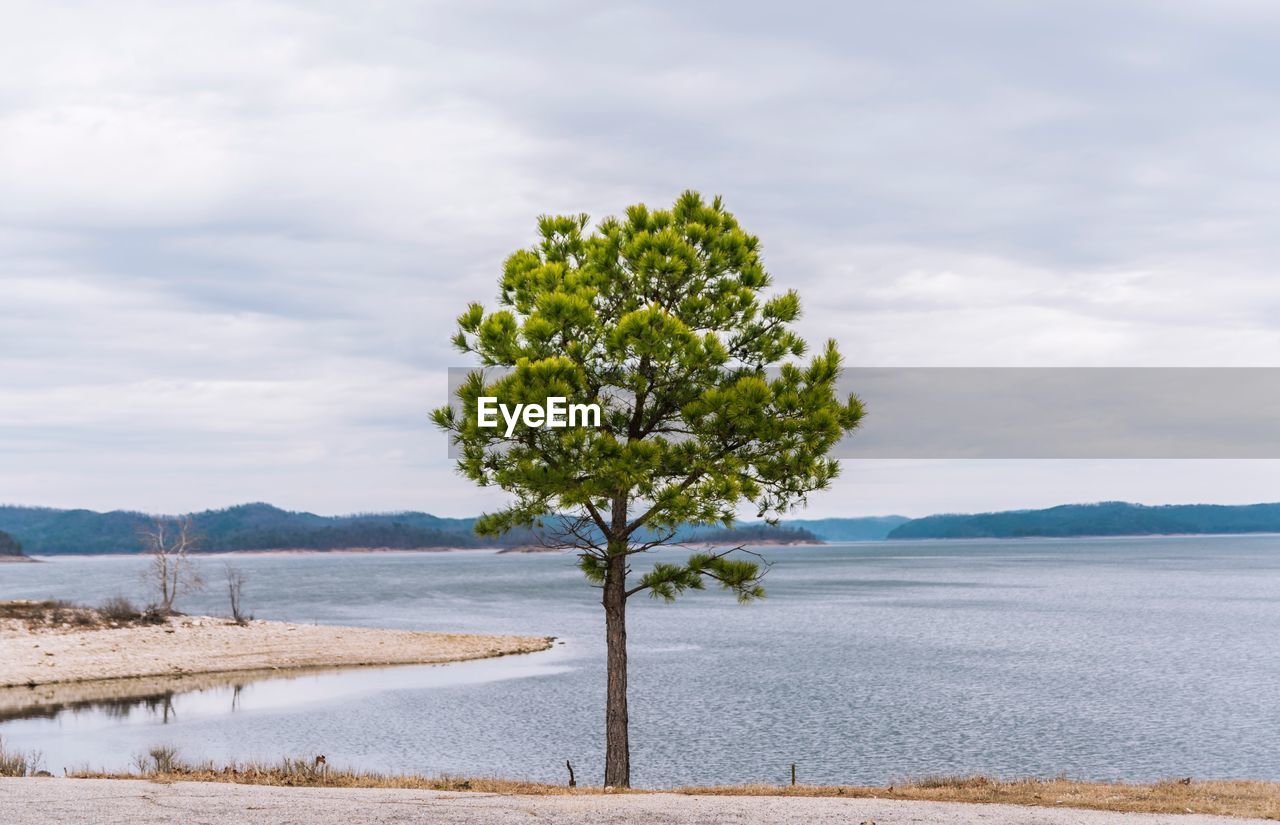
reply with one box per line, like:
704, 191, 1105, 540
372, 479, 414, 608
433, 191, 862, 787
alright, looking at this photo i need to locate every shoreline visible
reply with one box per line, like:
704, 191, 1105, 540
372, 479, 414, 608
682, 540, 825, 549
23, 541, 828, 560
0, 613, 553, 689
26, 547, 508, 560
882, 531, 1280, 543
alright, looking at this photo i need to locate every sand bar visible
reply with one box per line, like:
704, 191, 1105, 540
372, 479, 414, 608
0, 614, 553, 688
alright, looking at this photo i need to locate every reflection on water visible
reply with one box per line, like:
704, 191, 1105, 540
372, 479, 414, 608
3, 652, 574, 726
0, 650, 573, 771
0, 669, 299, 724
2, 689, 180, 723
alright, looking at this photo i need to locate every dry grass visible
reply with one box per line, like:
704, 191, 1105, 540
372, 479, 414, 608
69, 754, 1280, 819
0, 600, 98, 630
682, 775, 1280, 819
76, 756, 575, 795
0, 599, 166, 630
0, 737, 45, 777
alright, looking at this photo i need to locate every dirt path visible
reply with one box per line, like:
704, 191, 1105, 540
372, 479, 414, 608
0, 779, 1269, 825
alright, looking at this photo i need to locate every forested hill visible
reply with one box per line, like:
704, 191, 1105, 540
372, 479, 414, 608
21, 500, 1273, 552
0, 504, 911, 555
0, 503, 536, 555
887, 501, 1280, 540
783, 516, 910, 541
687, 524, 821, 545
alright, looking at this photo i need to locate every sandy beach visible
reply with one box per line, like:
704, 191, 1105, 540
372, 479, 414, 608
0, 613, 553, 688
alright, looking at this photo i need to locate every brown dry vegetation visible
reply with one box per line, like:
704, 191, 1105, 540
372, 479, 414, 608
684, 776, 1280, 819
0, 737, 45, 777
0, 599, 164, 630
69, 753, 1280, 819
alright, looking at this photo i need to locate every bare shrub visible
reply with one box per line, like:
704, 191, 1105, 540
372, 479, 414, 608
134, 744, 184, 774
99, 595, 141, 623
139, 604, 169, 625
0, 737, 43, 777
224, 564, 251, 625
139, 516, 204, 614
277, 755, 328, 783
0, 600, 92, 629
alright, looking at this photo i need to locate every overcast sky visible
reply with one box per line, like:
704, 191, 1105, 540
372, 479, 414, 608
3, 0, 1280, 518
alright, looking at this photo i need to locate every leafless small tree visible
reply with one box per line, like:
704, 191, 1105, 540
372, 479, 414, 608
224, 563, 250, 625
140, 515, 204, 614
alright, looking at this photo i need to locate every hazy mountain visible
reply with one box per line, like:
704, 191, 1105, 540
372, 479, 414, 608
782, 516, 911, 541
887, 501, 1280, 539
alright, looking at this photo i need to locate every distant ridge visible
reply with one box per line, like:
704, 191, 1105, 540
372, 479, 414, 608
9, 500, 1275, 554
0, 504, 910, 555
887, 501, 1280, 540
0, 503, 530, 555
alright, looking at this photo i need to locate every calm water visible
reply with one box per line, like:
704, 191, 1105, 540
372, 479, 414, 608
2, 536, 1279, 786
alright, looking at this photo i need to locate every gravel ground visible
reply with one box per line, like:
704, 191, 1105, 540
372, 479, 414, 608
0, 779, 1270, 825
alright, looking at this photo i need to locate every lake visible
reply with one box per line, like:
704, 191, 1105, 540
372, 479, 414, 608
2, 536, 1278, 787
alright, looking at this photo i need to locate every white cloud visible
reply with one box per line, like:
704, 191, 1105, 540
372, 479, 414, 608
2, 0, 1279, 516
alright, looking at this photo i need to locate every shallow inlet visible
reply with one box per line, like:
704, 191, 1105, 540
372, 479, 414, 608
0, 648, 573, 773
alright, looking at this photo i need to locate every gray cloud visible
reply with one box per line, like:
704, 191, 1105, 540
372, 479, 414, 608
3, 0, 1280, 516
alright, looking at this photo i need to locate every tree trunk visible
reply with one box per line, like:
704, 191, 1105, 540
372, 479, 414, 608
603, 549, 630, 788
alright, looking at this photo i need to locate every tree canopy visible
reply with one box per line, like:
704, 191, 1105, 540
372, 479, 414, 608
434, 190, 862, 572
